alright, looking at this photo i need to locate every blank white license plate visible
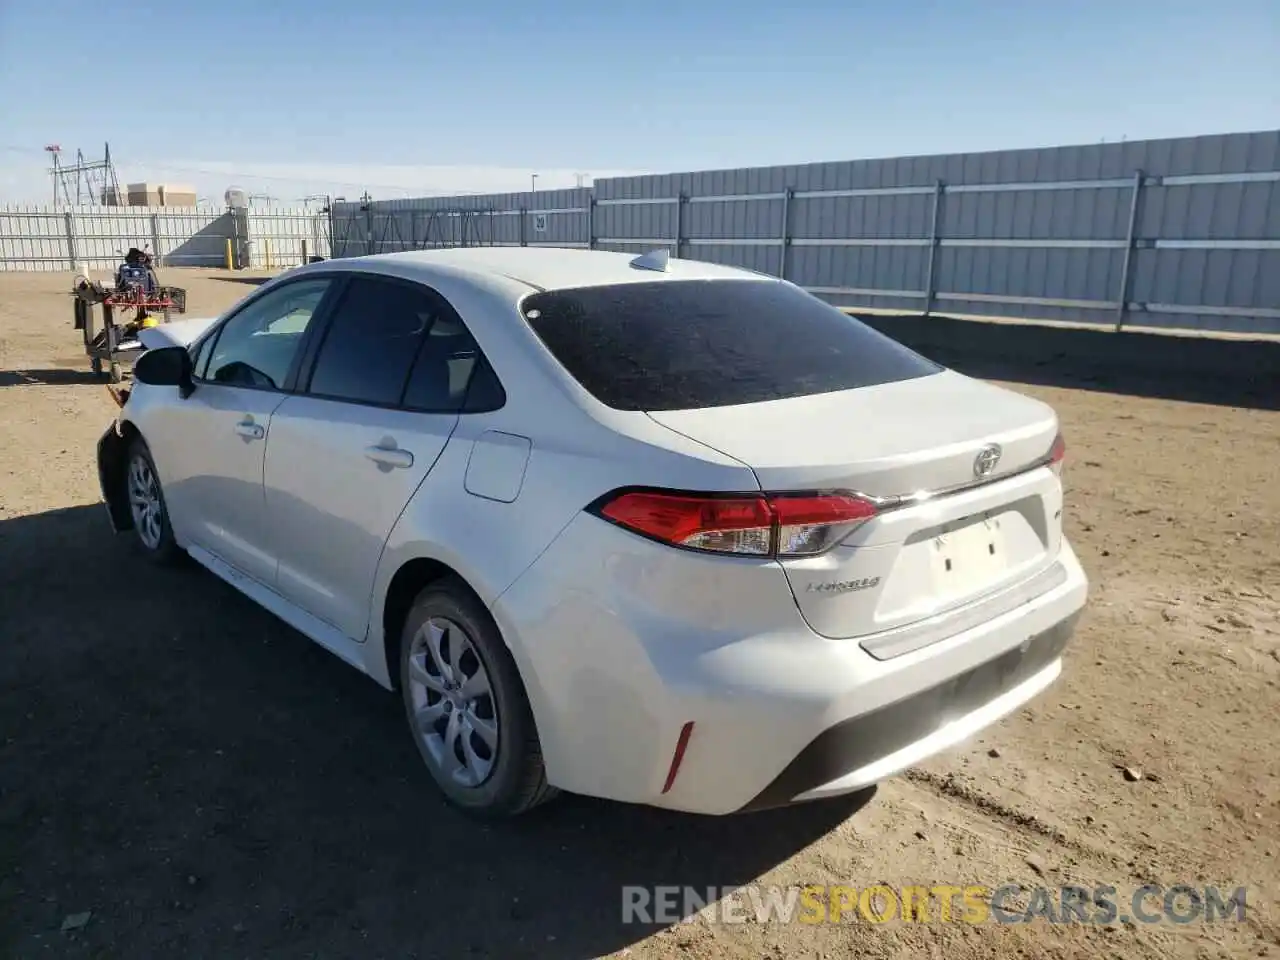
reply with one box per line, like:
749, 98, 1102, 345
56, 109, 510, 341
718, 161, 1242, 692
929, 516, 1008, 595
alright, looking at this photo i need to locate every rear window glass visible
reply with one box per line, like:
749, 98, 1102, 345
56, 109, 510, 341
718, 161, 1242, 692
520, 279, 941, 411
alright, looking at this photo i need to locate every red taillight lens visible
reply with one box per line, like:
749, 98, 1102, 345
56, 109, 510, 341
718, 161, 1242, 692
594, 489, 878, 558
598, 492, 774, 555
770, 493, 879, 556
1048, 432, 1066, 480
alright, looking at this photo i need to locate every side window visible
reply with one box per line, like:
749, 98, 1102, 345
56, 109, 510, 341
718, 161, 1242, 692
306, 277, 435, 407
402, 306, 501, 413
203, 278, 334, 390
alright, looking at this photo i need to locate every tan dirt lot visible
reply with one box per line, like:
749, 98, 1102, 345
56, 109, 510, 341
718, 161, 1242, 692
1, 268, 1277, 959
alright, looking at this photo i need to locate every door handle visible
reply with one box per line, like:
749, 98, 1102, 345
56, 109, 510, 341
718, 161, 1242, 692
234, 419, 265, 440
364, 445, 414, 469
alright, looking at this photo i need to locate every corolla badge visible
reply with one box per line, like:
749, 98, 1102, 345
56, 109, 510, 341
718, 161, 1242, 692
973, 443, 1002, 478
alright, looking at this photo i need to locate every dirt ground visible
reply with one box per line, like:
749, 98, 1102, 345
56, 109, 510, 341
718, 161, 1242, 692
1, 268, 1277, 960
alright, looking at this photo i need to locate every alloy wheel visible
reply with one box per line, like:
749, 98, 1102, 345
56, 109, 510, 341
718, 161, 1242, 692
127, 453, 163, 550
406, 617, 500, 788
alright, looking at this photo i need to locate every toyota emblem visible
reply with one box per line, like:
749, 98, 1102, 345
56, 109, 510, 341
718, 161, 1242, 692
973, 444, 1002, 478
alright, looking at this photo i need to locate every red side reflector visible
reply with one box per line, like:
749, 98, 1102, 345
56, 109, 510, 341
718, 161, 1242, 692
1049, 432, 1066, 465
1048, 432, 1066, 480
661, 721, 696, 794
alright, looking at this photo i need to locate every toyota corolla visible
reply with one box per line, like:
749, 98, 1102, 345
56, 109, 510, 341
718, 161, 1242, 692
96, 247, 1087, 818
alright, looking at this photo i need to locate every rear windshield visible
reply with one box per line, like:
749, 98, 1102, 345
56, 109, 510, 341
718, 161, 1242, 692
520, 279, 941, 411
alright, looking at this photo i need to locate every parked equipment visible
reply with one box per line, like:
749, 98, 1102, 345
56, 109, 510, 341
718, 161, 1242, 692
72, 247, 187, 382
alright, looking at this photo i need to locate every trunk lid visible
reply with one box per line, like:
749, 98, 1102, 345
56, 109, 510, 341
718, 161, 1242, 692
647, 370, 1065, 652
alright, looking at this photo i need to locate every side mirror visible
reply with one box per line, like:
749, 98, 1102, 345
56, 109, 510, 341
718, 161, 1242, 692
133, 345, 195, 398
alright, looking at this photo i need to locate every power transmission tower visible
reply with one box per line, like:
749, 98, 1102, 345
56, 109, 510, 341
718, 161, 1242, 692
47, 142, 122, 206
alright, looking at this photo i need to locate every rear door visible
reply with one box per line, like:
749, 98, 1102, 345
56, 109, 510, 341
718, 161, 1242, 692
263, 275, 487, 641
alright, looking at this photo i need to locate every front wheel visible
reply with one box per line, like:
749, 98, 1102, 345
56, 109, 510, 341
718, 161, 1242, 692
125, 439, 183, 565
399, 580, 557, 818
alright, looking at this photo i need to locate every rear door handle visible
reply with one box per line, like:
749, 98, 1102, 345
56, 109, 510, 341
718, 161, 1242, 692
364, 445, 414, 469
234, 419, 265, 440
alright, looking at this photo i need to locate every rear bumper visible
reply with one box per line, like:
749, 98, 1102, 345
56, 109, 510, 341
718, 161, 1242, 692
739, 608, 1077, 811
495, 513, 1088, 816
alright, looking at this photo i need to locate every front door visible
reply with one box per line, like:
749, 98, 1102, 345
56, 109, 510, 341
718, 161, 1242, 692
162, 275, 338, 586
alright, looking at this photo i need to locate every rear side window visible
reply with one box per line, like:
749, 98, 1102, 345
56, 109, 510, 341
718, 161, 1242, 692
401, 311, 502, 413
520, 279, 941, 411
307, 276, 434, 406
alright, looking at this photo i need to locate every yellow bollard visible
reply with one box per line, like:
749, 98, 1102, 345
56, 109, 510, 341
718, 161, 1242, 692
224, 238, 233, 270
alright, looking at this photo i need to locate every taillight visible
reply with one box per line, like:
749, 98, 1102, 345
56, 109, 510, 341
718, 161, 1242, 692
592, 489, 878, 558
598, 492, 773, 555
1047, 432, 1066, 480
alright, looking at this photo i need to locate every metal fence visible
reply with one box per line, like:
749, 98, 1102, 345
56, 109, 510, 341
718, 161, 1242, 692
245, 209, 331, 268
332, 130, 1280, 336
328, 189, 592, 258
3, 131, 1276, 334
0, 205, 329, 273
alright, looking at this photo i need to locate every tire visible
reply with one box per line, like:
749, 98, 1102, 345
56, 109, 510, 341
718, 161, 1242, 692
125, 439, 184, 565
399, 579, 557, 818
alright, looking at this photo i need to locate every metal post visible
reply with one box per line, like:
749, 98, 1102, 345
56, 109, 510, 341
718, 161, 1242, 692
923, 180, 944, 316
325, 196, 335, 258
586, 196, 596, 250
674, 193, 685, 257
779, 188, 794, 280
1115, 170, 1145, 332
519, 207, 527, 247
149, 213, 161, 267
231, 209, 241, 269
63, 211, 77, 272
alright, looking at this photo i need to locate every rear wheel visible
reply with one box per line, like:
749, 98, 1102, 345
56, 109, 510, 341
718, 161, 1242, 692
399, 580, 557, 818
125, 439, 183, 565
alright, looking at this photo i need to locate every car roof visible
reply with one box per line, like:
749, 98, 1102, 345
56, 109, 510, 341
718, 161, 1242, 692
350, 246, 775, 293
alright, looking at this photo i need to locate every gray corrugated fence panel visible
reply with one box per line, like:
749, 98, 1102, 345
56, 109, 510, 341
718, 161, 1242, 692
683, 198, 783, 241
595, 200, 677, 248
789, 245, 931, 314
791, 193, 933, 239
71, 208, 158, 265
934, 245, 1127, 307
151, 210, 232, 267
684, 243, 783, 276
0, 204, 230, 270
1127, 248, 1280, 333
0, 206, 69, 271
246, 209, 331, 268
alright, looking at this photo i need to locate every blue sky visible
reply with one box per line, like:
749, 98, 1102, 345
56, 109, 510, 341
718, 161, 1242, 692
1, 0, 1276, 204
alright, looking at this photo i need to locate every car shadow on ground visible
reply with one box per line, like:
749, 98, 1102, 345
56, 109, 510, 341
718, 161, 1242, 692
0, 504, 869, 960
860, 313, 1280, 411
0, 368, 111, 388
207, 275, 272, 287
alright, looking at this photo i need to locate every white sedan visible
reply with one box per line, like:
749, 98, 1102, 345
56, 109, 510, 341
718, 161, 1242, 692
97, 247, 1087, 818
